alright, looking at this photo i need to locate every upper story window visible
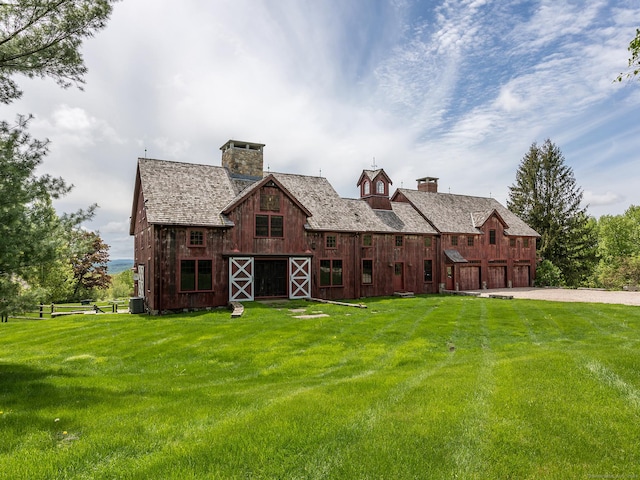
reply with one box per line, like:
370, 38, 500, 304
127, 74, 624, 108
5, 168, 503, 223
424, 236, 432, 248
326, 234, 337, 248
451, 235, 458, 246
376, 180, 385, 194
188, 229, 205, 247
363, 181, 370, 195
467, 236, 474, 247
489, 229, 496, 245
510, 238, 516, 247
260, 193, 280, 212
523, 238, 530, 248
395, 236, 403, 247
362, 234, 372, 246
255, 215, 283, 238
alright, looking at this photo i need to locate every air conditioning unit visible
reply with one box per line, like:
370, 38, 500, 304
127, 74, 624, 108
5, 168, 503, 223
129, 297, 145, 314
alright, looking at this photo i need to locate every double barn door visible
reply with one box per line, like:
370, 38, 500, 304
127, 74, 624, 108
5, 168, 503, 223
229, 257, 311, 302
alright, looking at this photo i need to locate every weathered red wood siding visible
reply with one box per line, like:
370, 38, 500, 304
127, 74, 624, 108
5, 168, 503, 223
132, 188, 154, 310
225, 184, 311, 255
437, 215, 536, 291
312, 232, 437, 300
154, 227, 228, 312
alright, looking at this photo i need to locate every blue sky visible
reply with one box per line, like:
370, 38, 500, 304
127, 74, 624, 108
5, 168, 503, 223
6, 0, 640, 258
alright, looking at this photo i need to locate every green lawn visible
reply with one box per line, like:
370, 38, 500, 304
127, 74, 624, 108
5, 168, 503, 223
1, 295, 639, 479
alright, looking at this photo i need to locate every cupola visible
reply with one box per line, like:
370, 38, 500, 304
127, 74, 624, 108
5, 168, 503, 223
357, 168, 393, 210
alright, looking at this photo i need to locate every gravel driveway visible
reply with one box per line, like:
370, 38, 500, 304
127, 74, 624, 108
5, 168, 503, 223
470, 287, 640, 306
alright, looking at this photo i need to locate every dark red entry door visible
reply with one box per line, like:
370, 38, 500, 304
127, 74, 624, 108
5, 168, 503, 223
393, 263, 404, 291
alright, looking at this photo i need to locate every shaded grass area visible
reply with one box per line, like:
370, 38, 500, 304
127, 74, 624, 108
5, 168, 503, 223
1, 296, 640, 479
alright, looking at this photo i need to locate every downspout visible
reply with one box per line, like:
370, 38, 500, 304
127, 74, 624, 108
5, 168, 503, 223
354, 233, 360, 299
157, 226, 163, 314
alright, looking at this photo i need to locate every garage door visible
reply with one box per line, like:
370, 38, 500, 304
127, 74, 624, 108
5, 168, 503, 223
459, 266, 481, 290
513, 265, 530, 288
488, 266, 507, 289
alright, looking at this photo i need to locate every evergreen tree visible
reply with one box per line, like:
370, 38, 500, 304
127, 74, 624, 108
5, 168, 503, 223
0, 0, 117, 104
508, 139, 597, 286
0, 1, 116, 316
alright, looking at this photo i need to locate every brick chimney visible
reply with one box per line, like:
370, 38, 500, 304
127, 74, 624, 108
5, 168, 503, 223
417, 177, 438, 193
220, 140, 265, 179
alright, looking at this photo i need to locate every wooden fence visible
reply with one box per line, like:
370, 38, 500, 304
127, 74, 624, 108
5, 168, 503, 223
26, 301, 127, 319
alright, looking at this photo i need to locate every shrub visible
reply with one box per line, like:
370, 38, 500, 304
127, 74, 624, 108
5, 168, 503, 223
535, 259, 565, 287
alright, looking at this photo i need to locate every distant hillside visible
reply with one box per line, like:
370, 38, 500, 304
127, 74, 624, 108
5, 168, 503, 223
108, 259, 133, 274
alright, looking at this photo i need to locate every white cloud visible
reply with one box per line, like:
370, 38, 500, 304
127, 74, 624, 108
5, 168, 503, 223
583, 191, 625, 208
98, 221, 130, 234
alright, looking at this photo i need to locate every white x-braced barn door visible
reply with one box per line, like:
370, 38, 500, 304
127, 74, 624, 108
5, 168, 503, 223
289, 257, 311, 299
229, 257, 254, 302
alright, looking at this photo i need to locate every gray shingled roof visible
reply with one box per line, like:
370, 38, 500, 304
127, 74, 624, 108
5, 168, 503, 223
397, 189, 539, 236
137, 158, 237, 227
135, 157, 516, 236
375, 202, 438, 234
272, 173, 435, 233
362, 169, 382, 181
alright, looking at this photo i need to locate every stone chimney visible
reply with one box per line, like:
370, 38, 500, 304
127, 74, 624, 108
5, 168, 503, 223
220, 140, 265, 178
417, 177, 438, 193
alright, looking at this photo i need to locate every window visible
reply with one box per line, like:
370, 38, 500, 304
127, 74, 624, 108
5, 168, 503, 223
180, 259, 213, 292
256, 215, 269, 237
424, 260, 433, 282
489, 229, 496, 245
188, 229, 204, 247
270, 215, 283, 237
451, 235, 458, 246
260, 193, 280, 212
362, 259, 373, 284
395, 236, 403, 247
394, 263, 403, 276
363, 181, 370, 195
424, 236, 432, 247
467, 236, 474, 247
320, 259, 343, 286
255, 215, 284, 237
326, 234, 337, 248
510, 238, 516, 247
523, 238, 530, 248
376, 180, 385, 194
362, 234, 372, 246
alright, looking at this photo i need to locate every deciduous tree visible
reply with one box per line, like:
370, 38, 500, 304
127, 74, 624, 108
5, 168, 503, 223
69, 229, 110, 300
594, 205, 640, 289
616, 28, 640, 83
508, 139, 597, 286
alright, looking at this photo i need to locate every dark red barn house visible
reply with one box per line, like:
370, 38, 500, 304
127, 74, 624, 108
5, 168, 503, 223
130, 140, 538, 314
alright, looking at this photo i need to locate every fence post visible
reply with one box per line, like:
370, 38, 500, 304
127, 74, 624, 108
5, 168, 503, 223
51, 303, 55, 315
39, 304, 44, 318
